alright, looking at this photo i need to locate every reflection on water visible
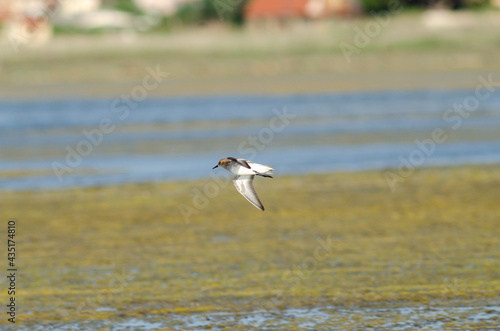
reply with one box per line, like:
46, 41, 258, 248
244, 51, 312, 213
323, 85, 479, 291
1, 89, 500, 190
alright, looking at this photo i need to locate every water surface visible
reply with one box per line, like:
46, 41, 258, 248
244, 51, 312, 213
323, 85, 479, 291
1, 89, 499, 190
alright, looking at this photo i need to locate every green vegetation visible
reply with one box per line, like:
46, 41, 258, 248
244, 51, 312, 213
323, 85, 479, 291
106, 0, 143, 14
3, 165, 499, 328
360, 0, 491, 12
170, 0, 249, 26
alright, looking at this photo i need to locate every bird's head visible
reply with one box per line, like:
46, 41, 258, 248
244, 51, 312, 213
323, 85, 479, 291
212, 158, 230, 169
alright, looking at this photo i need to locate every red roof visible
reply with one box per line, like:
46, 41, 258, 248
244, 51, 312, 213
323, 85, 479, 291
245, 0, 311, 19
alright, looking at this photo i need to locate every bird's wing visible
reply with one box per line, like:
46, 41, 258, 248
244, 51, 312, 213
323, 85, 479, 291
227, 157, 251, 169
245, 160, 274, 175
232, 175, 264, 211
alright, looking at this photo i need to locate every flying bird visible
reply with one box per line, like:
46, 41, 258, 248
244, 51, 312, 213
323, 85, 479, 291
212, 157, 273, 211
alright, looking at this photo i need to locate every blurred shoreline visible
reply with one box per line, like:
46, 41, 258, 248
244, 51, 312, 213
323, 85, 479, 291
1, 11, 500, 100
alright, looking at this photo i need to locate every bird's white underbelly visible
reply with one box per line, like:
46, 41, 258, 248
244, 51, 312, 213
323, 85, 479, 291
228, 163, 274, 176
228, 164, 256, 176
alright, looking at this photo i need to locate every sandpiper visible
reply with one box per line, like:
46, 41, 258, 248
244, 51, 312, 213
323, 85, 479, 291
212, 157, 274, 211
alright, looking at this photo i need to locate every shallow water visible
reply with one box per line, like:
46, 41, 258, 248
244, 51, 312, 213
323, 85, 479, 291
1, 89, 500, 190
18, 305, 500, 330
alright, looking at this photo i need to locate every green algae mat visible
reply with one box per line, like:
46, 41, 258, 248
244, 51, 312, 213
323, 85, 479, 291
1, 165, 499, 330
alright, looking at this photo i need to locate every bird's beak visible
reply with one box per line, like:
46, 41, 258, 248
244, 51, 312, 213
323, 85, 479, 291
212, 165, 218, 169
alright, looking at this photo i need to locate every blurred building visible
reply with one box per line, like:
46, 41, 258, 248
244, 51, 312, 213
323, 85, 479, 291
0, 0, 104, 46
0, 0, 58, 46
244, 0, 361, 26
58, 0, 101, 18
54, 0, 139, 31
133, 0, 199, 16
